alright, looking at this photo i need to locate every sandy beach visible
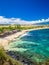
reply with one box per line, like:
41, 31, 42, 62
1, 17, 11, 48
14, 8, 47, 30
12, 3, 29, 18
0, 30, 27, 47
0, 27, 49, 47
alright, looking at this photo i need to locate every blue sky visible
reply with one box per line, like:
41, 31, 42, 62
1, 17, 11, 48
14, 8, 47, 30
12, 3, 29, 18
0, 0, 49, 24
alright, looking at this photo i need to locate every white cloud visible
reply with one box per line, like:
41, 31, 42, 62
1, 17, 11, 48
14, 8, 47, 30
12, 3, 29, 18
0, 16, 49, 24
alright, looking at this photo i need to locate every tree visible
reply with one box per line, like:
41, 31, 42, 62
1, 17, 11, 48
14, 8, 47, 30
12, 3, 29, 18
16, 25, 21, 31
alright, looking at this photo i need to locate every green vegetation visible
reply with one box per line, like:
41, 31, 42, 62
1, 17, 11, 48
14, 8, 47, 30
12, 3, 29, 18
0, 25, 21, 35
0, 25, 49, 34
0, 47, 23, 65
20, 25, 49, 30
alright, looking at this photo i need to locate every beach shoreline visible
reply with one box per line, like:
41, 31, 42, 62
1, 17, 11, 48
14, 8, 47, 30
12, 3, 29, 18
0, 27, 49, 47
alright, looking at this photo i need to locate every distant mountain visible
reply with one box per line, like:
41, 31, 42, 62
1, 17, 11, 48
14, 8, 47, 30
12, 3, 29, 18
33, 22, 49, 25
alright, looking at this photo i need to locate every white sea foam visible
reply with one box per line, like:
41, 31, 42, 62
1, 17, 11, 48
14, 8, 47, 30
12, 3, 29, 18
20, 33, 28, 38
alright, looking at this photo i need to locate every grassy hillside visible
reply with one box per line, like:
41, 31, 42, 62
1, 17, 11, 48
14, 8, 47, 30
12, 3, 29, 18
0, 47, 23, 65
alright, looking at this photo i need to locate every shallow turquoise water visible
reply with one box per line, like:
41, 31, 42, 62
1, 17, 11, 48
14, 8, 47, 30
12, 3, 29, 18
8, 29, 49, 62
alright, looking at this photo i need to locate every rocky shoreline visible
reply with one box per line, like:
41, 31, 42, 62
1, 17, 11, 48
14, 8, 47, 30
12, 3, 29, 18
6, 51, 37, 65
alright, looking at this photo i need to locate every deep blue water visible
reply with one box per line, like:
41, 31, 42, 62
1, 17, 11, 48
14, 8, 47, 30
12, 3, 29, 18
7, 29, 49, 62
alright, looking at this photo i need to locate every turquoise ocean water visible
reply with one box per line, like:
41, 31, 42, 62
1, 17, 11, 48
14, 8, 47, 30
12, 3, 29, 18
7, 29, 49, 62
